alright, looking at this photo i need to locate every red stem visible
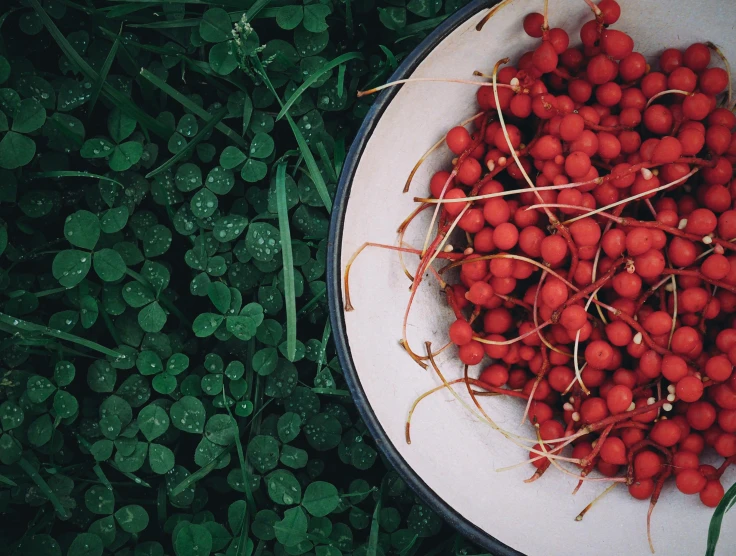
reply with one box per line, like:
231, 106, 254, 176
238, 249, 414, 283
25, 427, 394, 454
715, 455, 736, 479
663, 268, 736, 296
497, 293, 534, 312
550, 258, 625, 324
445, 287, 465, 321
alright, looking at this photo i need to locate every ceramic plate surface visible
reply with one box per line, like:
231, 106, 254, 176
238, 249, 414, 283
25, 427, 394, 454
328, 1, 736, 554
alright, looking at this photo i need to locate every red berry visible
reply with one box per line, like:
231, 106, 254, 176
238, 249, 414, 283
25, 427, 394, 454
446, 126, 471, 154
606, 385, 633, 414
600, 29, 634, 60
700, 480, 725, 507
458, 341, 484, 366
701, 67, 729, 96
634, 450, 661, 479
598, 0, 621, 24
533, 42, 559, 74
629, 479, 655, 500
479, 364, 509, 387
650, 419, 682, 447
677, 376, 705, 402
523, 12, 544, 38
676, 468, 707, 494
600, 437, 627, 464
659, 48, 683, 73
683, 43, 711, 72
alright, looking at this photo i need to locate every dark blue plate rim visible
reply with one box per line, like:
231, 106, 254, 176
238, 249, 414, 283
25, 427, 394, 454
326, 1, 523, 554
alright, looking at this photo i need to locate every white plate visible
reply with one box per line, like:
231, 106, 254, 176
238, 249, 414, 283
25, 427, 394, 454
328, 1, 736, 554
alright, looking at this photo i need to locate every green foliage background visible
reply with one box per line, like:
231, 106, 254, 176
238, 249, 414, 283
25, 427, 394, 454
0, 0, 492, 555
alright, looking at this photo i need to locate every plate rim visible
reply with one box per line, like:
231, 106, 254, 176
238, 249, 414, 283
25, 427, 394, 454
326, 1, 523, 553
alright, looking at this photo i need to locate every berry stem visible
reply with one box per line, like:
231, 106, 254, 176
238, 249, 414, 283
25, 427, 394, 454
644, 89, 691, 109
648, 468, 672, 554
575, 483, 618, 521
356, 78, 516, 97
550, 258, 625, 323
662, 268, 736, 296
583, 0, 603, 17
542, 0, 550, 38
561, 168, 700, 225
343, 242, 462, 310
404, 111, 484, 193
715, 455, 736, 479
574, 423, 615, 494
492, 58, 558, 224
420, 118, 487, 256
474, 1, 504, 32
668, 275, 678, 349
413, 180, 591, 205
495, 293, 534, 312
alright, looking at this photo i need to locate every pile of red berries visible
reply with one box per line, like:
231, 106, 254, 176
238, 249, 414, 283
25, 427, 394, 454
431, 0, 735, 512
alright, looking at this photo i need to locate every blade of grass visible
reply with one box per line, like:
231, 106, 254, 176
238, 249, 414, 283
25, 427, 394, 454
398, 535, 420, 556
256, 7, 280, 17
276, 52, 363, 120
57, 0, 94, 15
366, 483, 383, 556
129, 18, 209, 29
253, 57, 332, 213
275, 162, 296, 361
334, 131, 346, 176
101, 311, 123, 347
316, 142, 337, 182
170, 447, 229, 496
223, 403, 253, 508
311, 388, 351, 396
18, 457, 70, 519
92, 464, 113, 490
110, 467, 152, 487
157, 482, 167, 526
316, 320, 331, 374
102, 4, 151, 18
29, 0, 171, 139
31, 287, 68, 298
29, 171, 125, 189
97, 27, 187, 57
77, 435, 151, 487
396, 14, 449, 38
0, 313, 123, 359
0, 473, 17, 487
337, 63, 346, 98
706, 481, 736, 556
171, 399, 272, 495
222, 390, 256, 556
145, 106, 228, 178
139, 68, 248, 150
247, 0, 274, 20
296, 287, 326, 317
379, 45, 398, 70
88, 26, 122, 117
345, 0, 353, 37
